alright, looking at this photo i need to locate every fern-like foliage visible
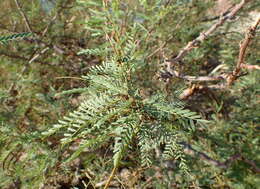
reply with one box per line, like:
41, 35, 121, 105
43, 53, 207, 172
0, 32, 32, 45
42, 0, 208, 173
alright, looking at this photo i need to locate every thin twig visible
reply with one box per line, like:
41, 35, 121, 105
42, 13, 58, 37
147, 15, 186, 59
160, 1, 258, 99
179, 83, 227, 100
14, 0, 64, 55
24, 38, 64, 55
28, 47, 49, 64
7, 1, 65, 95
201, 10, 231, 22
180, 75, 225, 82
228, 16, 260, 85
41, 0, 69, 37
181, 142, 260, 173
166, 0, 247, 75
14, 0, 33, 33
104, 166, 118, 189
178, 14, 259, 98
241, 64, 260, 70
0, 50, 49, 65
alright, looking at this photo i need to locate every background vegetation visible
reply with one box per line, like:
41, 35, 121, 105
0, 0, 259, 188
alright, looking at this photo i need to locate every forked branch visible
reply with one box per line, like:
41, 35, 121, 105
159, 0, 259, 99
166, 0, 248, 74
227, 16, 260, 85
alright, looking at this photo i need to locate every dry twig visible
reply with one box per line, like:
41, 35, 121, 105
166, 0, 248, 75
14, 0, 33, 33
241, 63, 260, 70
181, 142, 260, 173
159, 0, 259, 99
227, 16, 260, 85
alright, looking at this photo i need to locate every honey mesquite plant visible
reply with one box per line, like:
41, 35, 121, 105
0, 0, 259, 188
42, 0, 210, 186
42, 0, 259, 187
42, 33, 208, 185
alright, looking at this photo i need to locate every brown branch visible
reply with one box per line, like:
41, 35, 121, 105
241, 157, 260, 173
146, 15, 186, 59
161, 5, 259, 99
14, 0, 33, 33
181, 142, 260, 173
201, 10, 231, 22
178, 15, 259, 99
13, 0, 51, 72
228, 16, 260, 85
42, 13, 58, 37
183, 144, 238, 168
180, 75, 225, 82
241, 64, 260, 70
41, 0, 69, 37
0, 50, 49, 65
0, 49, 51, 94
14, 0, 65, 56
0, 51, 29, 62
24, 38, 64, 55
28, 47, 50, 64
179, 84, 227, 100
166, 0, 247, 75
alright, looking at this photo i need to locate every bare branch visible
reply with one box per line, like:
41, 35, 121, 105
14, 0, 65, 56
179, 84, 227, 100
228, 16, 260, 85
166, 0, 247, 75
241, 64, 260, 70
14, 0, 33, 33
158, 1, 259, 99
180, 75, 225, 82
28, 47, 50, 64
181, 142, 260, 173
0, 50, 49, 65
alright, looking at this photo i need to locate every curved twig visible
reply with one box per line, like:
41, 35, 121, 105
166, 0, 248, 75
